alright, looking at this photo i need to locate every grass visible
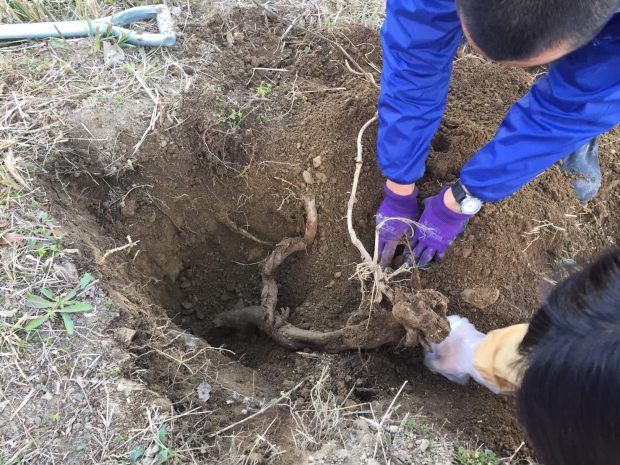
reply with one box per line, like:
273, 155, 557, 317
0, 1, 193, 463
0, 0, 101, 23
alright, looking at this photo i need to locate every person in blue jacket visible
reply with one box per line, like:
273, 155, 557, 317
375, 0, 620, 268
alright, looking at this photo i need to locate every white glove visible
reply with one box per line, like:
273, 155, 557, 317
424, 315, 500, 393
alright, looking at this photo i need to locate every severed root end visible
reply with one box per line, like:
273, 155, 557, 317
392, 290, 451, 350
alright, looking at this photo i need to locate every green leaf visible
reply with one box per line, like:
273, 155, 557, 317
40, 289, 55, 300
26, 294, 55, 309
63, 288, 77, 302
79, 273, 93, 290
25, 314, 50, 331
59, 302, 92, 313
61, 312, 74, 335
157, 424, 168, 445
128, 445, 145, 465
154, 448, 173, 465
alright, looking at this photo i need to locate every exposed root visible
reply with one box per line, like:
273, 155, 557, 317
213, 194, 449, 351
261, 195, 317, 325
214, 290, 449, 352
213, 210, 274, 246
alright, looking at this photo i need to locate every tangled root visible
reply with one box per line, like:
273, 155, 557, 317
213, 196, 450, 352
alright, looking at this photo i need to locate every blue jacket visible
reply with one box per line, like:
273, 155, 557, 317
377, 0, 620, 201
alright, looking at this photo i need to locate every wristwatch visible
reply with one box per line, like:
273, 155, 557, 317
451, 181, 483, 215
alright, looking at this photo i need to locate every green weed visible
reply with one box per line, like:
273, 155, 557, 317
218, 109, 243, 130
213, 85, 223, 103
454, 447, 500, 465
256, 81, 273, 98
104, 366, 122, 378
154, 425, 174, 464
256, 112, 268, 123
28, 227, 62, 259
128, 445, 146, 465
24, 273, 94, 335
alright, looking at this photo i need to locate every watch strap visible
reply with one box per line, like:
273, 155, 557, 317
451, 181, 468, 204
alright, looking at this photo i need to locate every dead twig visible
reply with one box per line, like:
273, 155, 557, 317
208, 379, 305, 438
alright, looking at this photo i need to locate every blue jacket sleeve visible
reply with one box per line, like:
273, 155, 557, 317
461, 18, 620, 202
377, 0, 463, 185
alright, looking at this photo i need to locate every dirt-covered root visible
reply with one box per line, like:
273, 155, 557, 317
213, 289, 450, 352
261, 194, 318, 325
213, 196, 451, 352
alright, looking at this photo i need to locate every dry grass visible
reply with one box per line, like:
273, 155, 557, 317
0, 1, 196, 463
0, 0, 101, 22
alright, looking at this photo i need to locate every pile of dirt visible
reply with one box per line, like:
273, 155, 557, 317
45, 6, 620, 461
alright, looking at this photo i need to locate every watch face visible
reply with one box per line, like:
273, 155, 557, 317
461, 197, 483, 215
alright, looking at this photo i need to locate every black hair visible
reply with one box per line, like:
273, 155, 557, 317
517, 250, 620, 465
456, 0, 619, 61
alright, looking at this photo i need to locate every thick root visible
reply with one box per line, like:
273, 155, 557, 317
214, 290, 449, 352
212, 196, 450, 352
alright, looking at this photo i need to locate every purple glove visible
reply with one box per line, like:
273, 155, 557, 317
411, 186, 472, 267
376, 186, 419, 268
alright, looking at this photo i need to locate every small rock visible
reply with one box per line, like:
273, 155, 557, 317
54, 261, 78, 282
366, 459, 380, 465
181, 300, 194, 310
302, 170, 315, 184
117, 379, 145, 392
312, 156, 322, 168
334, 271, 342, 279
113, 327, 136, 347
150, 395, 173, 414
461, 247, 473, 258
418, 438, 430, 452
325, 280, 335, 288
315, 172, 328, 184
197, 382, 212, 402
461, 287, 500, 308
388, 425, 399, 434
297, 142, 302, 149
103, 41, 126, 67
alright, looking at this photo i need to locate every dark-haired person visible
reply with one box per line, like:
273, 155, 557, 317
376, 0, 620, 267
425, 249, 620, 464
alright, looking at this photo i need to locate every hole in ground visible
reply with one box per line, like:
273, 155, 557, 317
48, 116, 527, 456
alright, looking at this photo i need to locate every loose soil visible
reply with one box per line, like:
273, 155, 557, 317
45, 7, 620, 461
